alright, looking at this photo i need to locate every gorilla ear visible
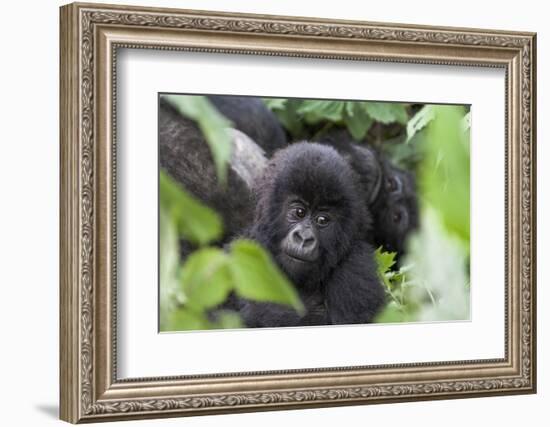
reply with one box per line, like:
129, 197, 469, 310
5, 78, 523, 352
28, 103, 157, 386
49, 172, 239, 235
228, 128, 267, 189
351, 145, 383, 204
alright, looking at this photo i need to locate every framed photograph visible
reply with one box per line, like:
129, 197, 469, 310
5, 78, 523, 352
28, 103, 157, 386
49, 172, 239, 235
60, 2, 537, 423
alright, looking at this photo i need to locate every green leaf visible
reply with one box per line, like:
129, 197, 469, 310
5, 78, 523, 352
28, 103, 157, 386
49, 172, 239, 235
364, 102, 408, 125
159, 171, 223, 246
344, 102, 373, 140
229, 240, 305, 313
296, 100, 345, 124
421, 106, 470, 247
163, 95, 232, 185
381, 132, 425, 170
179, 248, 232, 310
263, 98, 287, 110
264, 98, 305, 138
375, 247, 397, 276
403, 208, 470, 321
212, 310, 244, 329
374, 247, 401, 304
168, 309, 211, 331
406, 105, 435, 142
375, 301, 413, 323
159, 206, 181, 331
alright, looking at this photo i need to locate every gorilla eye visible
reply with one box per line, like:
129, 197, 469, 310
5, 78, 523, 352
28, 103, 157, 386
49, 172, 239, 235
295, 207, 306, 218
392, 211, 402, 223
316, 215, 330, 227
386, 177, 398, 193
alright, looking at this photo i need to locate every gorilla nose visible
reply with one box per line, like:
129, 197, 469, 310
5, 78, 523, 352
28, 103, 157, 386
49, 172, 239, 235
292, 228, 317, 250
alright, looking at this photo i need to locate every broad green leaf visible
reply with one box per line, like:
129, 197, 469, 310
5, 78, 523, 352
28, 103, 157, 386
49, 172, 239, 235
163, 94, 232, 185
296, 100, 345, 124
264, 98, 304, 138
159, 206, 181, 331
344, 102, 373, 140
213, 310, 244, 329
263, 98, 287, 110
421, 106, 470, 247
229, 240, 305, 313
160, 171, 223, 246
179, 248, 232, 310
406, 105, 435, 142
364, 102, 408, 125
168, 309, 211, 331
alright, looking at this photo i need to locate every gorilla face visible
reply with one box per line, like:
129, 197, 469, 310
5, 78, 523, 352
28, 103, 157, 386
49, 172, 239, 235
281, 199, 322, 263
238, 141, 385, 328
374, 165, 419, 255
314, 132, 418, 259
252, 142, 368, 285
278, 196, 343, 279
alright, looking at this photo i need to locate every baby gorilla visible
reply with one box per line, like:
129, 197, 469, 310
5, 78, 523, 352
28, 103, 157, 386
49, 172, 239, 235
237, 142, 385, 328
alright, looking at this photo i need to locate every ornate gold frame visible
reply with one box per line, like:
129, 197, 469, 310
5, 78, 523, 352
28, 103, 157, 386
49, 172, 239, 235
59, 2, 537, 423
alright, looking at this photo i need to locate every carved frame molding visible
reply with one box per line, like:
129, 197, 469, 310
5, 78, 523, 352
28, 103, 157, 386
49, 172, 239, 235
60, 2, 536, 423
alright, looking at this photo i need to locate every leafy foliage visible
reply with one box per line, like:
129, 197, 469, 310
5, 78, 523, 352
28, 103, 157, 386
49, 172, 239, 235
263, 98, 304, 137
374, 247, 415, 323
160, 172, 223, 246
406, 105, 434, 142
160, 94, 472, 330
374, 210, 470, 324
405, 210, 470, 321
363, 102, 408, 125
163, 95, 233, 185
374, 104, 471, 323
421, 106, 470, 249
159, 203, 181, 329
375, 246, 396, 285
297, 100, 345, 123
158, 95, 304, 331
230, 241, 304, 313
179, 248, 232, 311
344, 102, 373, 140
264, 98, 409, 142
160, 224, 304, 331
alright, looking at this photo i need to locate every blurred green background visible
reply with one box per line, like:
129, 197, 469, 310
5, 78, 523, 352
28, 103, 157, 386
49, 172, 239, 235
160, 95, 471, 331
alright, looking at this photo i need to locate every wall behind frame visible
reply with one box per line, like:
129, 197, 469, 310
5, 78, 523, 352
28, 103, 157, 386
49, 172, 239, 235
0, 0, 545, 426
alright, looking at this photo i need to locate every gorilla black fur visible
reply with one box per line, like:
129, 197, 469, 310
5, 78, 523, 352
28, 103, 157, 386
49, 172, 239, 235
159, 98, 254, 251
316, 129, 419, 257
371, 159, 418, 256
207, 95, 287, 156
236, 142, 385, 327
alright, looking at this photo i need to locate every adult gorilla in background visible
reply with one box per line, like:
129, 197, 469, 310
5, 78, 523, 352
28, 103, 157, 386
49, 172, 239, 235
236, 142, 385, 327
159, 97, 266, 253
371, 159, 418, 256
317, 129, 419, 257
